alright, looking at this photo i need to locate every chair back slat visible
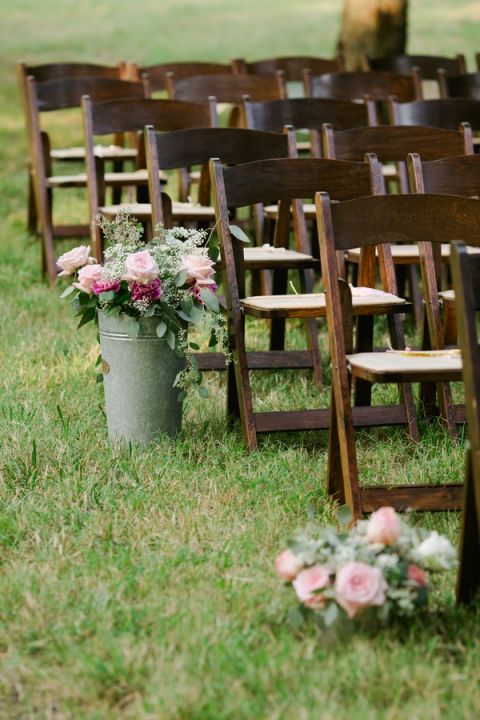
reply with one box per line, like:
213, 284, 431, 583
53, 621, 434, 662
408, 153, 480, 197
218, 157, 376, 208
305, 70, 422, 102
33, 76, 148, 111
389, 97, 480, 130
233, 55, 344, 80
167, 72, 286, 103
130, 61, 231, 91
319, 194, 480, 251
368, 54, 466, 79
19, 61, 125, 81
439, 70, 480, 100
243, 96, 377, 133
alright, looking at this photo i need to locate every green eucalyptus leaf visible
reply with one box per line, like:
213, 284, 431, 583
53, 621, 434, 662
99, 291, 116, 302
156, 321, 167, 338
199, 289, 220, 313
180, 297, 194, 315
174, 269, 188, 287
166, 330, 176, 350
95, 354, 102, 367
177, 310, 192, 323
177, 390, 187, 403
77, 307, 96, 329
143, 304, 155, 317
229, 224, 251, 243
323, 602, 338, 628
123, 316, 140, 339
60, 285, 75, 299
189, 305, 204, 325
189, 341, 200, 351
95, 373, 104, 384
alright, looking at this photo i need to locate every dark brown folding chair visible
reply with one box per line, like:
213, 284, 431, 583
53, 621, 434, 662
304, 69, 422, 103
82, 96, 218, 258
438, 70, 480, 100
210, 155, 415, 451
129, 61, 231, 92
315, 192, 480, 518
450, 242, 480, 605
145, 126, 325, 381
25, 75, 149, 284
389, 96, 480, 131
17, 61, 129, 236
367, 53, 467, 77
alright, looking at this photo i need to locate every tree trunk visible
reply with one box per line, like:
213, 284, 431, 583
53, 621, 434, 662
337, 0, 408, 70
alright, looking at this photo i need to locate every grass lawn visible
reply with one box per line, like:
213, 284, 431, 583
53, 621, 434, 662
1, 1, 480, 718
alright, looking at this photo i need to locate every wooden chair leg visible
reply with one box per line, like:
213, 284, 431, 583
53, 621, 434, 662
388, 314, 420, 442
408, 264, 423, 328
327, 386, 346, 504
27, 166, 38, 235
231, 316, 258, 452
269, 267, 287, 352
443, 304, 458, 346
332, 370, 363, 519
456, 449, 480, 604
34, 180, 57, 285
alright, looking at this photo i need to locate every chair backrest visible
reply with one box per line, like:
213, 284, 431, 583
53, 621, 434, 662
439, 70, 480, 100
18, 60, 126, 83
450, 241, 480, 605
242, 96, 378, 155
389, 97, 480, 131
304, 69, 422, 102
367, 53, 467, 79
129, 61, 231, 91
232, 55, 345, 80
28, 75, 149, 113
408, 152, 480, 196
210, 155, 383, 300
145, 126, 296, 226
166, 72, 287, 103
323, 123, 473, 164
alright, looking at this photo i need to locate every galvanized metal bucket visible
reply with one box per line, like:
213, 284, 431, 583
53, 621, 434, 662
98, 311, 185, 445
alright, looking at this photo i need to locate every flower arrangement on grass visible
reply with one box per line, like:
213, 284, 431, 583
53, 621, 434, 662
276, 507, 457, 628
57, 212, 227, 394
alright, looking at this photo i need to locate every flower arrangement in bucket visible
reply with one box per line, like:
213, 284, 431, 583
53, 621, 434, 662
275, 507, 457, 630
57, 212, 227, 444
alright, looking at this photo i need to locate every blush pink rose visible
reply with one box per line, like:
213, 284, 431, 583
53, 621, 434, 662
275, 549, 303, 582
335, 561, 387, 619
407, 564, 428, 587
181, 254, 216, 287
57, 245, 93, 275
293, 565, 330, 607
123, 250, 159, 284
73, 264, 103, 294
366, 506, 401, 546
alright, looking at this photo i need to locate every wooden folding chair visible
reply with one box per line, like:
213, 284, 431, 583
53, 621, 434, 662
389, 96, 480, 130
210, 155, 416, 451
17, 61, 129, 235
450, 242, 480, 605
129, 61, 231, 92
145, 125, 326, 380
25, 75, 149, 284
82, 96, 218, 258
438, 70, 480, 100
315, 192, 480, 518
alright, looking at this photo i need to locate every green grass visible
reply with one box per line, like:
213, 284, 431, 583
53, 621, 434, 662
1, 1, 480, 718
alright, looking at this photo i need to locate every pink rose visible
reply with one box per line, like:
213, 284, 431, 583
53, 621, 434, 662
293, 565, 330, 607
366, 507, 401, 546
130, 279, 162, 303
335, 561, 387, 619
181, 254, 216, 287
275, 549, 303, 582
72, 264, 103, 294
407, 564, 428, 587
124, 250, 159, 284
57, 245, 93, 276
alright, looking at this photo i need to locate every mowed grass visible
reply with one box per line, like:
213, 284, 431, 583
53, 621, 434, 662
1, 1, 480, 718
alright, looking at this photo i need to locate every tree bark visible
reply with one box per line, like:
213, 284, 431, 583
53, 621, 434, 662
337, 0, 408, 71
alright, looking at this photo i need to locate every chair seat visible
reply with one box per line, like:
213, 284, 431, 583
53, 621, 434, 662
242, 288, 406, 319
264, 202, 317, 220
51, 145, 137, 161
242, 245, 316, 269
99, 201, 216, 221
347, 244, 480, 265
48, 168, 167, 189
347, 349, 462, 383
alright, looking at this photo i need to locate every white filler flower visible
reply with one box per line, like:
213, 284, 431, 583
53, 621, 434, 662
415, 532, 457, 571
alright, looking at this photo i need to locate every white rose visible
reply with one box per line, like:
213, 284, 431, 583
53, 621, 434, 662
415, 532, 457, 571
57, 245, 93, 275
